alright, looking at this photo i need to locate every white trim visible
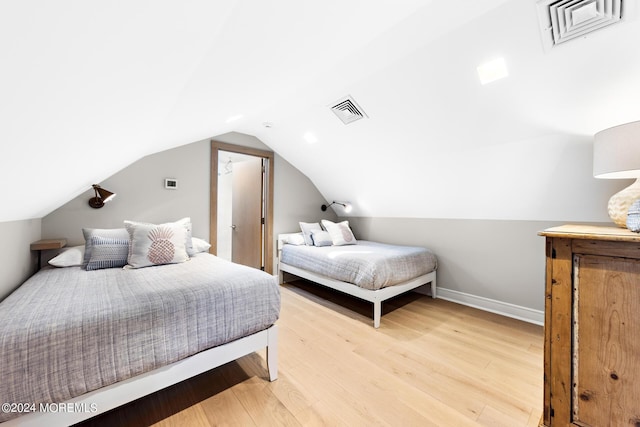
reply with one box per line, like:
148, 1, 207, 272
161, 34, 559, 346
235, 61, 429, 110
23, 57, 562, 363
3, 325, 278, 427
436, 287, 544, 326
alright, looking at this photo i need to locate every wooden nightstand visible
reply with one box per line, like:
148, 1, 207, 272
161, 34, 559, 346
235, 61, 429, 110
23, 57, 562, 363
31, 238, 67, 270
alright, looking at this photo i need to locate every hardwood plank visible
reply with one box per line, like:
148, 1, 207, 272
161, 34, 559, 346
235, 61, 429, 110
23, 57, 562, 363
230, 376, 300, 426
296, 399, 357, 427
236, 353, 318, 419
477, 404, 526, 427
355, 344, 486, 420
284, 363, 390, 426
200, 389, 257, 427
151, 404, 210, 427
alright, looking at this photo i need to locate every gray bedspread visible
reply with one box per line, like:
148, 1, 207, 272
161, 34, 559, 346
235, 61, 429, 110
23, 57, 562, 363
280, 240, 437, 290
0, 253, 280, 422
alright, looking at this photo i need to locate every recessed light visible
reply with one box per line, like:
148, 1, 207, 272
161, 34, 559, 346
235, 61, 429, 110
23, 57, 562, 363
225, 114, 244, 123
477, 57, 508, 85
263, 122, 274, 128
303, 132, 318, 144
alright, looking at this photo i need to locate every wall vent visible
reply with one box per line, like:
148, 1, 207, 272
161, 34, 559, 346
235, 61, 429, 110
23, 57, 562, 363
537, 0, 624, 50
330, 95, 368, 125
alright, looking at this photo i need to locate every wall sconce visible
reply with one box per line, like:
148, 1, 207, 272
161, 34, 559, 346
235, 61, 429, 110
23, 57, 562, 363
88, 184, 116, 209
321, 201, 352, 213
594, 120, 640, 227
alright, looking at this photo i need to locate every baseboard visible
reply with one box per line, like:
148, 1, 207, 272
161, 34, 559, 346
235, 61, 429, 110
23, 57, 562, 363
434, 287, 544, 326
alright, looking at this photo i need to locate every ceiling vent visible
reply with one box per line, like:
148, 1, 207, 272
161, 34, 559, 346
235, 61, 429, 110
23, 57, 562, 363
330, 95, 368, 125
537, 0, 624, 50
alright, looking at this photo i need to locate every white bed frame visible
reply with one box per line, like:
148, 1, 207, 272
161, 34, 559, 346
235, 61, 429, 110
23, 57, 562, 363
2, 325, 278, 427
277, 233, 436, 328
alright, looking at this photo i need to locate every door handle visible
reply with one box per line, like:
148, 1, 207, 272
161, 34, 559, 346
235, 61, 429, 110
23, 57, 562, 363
231, 225, 237, 230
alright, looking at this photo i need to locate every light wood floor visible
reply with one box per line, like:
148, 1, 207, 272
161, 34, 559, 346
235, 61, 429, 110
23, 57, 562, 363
79, 280, 544, 427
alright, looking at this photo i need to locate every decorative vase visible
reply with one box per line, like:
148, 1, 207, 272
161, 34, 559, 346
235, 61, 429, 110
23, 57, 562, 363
608, 178, 640, 227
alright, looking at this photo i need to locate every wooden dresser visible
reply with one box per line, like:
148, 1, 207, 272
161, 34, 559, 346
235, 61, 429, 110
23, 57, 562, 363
539, 225, 640, 427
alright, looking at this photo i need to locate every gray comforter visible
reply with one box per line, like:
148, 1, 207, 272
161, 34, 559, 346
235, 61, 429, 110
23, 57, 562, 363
0, 253, 280, 422
280, 240, 437, 290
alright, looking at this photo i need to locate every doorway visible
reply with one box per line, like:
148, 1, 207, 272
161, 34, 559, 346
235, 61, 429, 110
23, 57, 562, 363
210, 140, 274, 273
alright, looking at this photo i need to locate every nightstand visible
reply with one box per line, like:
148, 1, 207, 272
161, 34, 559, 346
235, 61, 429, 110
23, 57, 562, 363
31, 238, 67, 270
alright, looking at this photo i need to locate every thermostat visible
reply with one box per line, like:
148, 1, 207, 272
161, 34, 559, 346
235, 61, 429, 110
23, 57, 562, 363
165, 178, 178, 189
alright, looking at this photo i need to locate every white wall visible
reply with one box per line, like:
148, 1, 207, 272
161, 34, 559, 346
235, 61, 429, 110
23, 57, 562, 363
0, 219, 41, 301
41, 132, 335, 273
43, 139, 211, 244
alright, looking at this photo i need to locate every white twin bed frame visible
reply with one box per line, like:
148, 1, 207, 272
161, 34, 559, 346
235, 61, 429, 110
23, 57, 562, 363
3, 325, 278, 427
277, 233, 437, 328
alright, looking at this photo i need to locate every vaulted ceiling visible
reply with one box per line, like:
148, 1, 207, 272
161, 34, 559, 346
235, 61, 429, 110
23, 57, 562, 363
1, 0, 638, 223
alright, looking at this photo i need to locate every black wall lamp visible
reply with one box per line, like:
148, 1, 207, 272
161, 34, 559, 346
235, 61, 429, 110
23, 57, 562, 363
321, 201, 352, 213
88, 184, 116, 209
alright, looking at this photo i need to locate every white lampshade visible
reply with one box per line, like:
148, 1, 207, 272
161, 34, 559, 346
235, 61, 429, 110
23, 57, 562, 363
593, 120, 640, 227
594, 120, 640, 179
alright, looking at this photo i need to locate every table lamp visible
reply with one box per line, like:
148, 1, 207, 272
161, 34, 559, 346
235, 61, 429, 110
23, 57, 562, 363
593, 120, 640, 227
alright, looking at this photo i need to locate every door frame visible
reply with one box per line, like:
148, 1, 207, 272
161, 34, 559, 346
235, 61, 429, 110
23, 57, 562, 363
210, 140, 274, 274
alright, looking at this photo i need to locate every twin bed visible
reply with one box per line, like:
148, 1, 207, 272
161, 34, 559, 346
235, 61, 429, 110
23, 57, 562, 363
277, 227, 437, 328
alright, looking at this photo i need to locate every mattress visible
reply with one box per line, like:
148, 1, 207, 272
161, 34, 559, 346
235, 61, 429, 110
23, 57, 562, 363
0, 253, 280, 422
280, 240, 437, 290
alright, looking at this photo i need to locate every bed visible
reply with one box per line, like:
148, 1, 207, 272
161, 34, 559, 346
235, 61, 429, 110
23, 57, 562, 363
0, 252, 280, 426
277, 230, 437, 328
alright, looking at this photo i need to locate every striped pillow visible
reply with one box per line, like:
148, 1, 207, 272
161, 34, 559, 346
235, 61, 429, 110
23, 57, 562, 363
82, 227, 129, 268
86, 236, 129, 271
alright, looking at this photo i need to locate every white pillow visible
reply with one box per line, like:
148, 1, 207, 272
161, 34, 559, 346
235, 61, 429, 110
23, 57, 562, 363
311, 230, 333, 247
285, 233, 306, 246
124, 220, 189, 268
299, 222, 323, 246
321, 220, 357, 246
191, 237, 212, 253
48, 245, 85, 267
176, 217, 196, 256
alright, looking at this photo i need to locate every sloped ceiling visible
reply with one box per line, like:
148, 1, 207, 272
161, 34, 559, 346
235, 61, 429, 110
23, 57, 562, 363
1, 0, 638, 223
